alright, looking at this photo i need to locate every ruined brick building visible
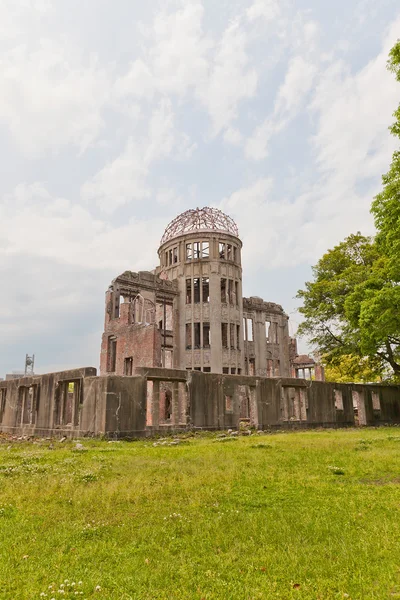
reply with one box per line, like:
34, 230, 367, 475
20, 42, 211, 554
100, 207, 317, 379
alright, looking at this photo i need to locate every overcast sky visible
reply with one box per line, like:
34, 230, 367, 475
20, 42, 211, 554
1, 0, 399, 376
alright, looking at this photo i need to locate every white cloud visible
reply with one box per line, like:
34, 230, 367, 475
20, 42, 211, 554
246, 55, 316, 160
81, 99, 195, 213
246, 0, 280, 23
0, 32, 110, 156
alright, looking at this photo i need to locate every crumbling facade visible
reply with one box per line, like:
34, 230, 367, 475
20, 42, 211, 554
0, 367, 399, 438
100, 207, 313, 379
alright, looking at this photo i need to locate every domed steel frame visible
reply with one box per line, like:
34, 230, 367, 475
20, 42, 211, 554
160, 207, 239, 245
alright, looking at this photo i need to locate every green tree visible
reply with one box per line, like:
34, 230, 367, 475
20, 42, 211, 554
297, 40, 400, 381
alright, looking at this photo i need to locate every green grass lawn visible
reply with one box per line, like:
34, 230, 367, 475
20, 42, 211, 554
1, 428, 400, 600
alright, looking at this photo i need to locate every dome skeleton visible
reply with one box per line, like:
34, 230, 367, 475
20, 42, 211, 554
160, 207, 239, 245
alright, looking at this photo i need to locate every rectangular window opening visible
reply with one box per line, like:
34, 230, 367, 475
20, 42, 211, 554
186, 279, 192, 304
221, 323, 228, 348
173, 247, 178, 264
230, 323, 235, 349
185, 324, 192, 349
246, 318, 253, 342
124, 357, 133, 376
223, 367, 229, 374
221, 278, 227, 303
265, 321, 271, 340
219, 243, 225, 259
201, 242, 209, 258
203, 322, 210, 348
193, 242, 201, 259
372, 391, 381, 411
194, 323, 201, 348
334, 389, 344, 411
236, 325, 240, 349
193, 278, 201, 303
227, 244, 232, 261
202, 278, 210, 303
107, 336, 117, 372
186, 243, 192, 260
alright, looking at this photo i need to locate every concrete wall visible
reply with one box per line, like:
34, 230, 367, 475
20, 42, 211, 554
1, 367, 400, 438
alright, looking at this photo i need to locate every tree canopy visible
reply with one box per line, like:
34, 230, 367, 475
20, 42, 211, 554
297, 40, 400, 382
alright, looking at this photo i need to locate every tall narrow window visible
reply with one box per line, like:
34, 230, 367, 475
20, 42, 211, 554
235, 281, 239, 306
124, 357, 133, 376
186, 324, 192, 349
265, 321, 271, 340
227, 244, 232, 260
230, 323, 235, 349
201, 242, 209, 258
186, 243, 192, 260
193, 278, 201, 303
246, 318, 253, 342
219, 243, 225, 259
168, 249, 173, 265
236, 324, 240, 349
173, 247, 178, 264
221, 323, 228, 348
107, 337, 117, 372
193, 242, 201, 259
194, 323, 201, 348
203, 323, 210, 348
186, 279, 192, 304
221, 278, 227, 303
202, 278, 210, 303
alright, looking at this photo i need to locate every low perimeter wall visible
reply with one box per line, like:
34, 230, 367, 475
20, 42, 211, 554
0, 367, 399, 438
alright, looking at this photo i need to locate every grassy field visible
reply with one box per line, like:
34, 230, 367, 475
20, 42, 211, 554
1, 428, 400, 600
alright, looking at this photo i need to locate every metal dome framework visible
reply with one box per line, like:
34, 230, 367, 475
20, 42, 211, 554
160, 207, 239, 245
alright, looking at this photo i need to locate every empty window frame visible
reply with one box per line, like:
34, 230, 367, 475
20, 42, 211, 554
186, 243, 192, 260
201, 242, 209, 258
334, 389, 344, 410
236, 325, 240, 349
168, 249, 173, 265
227, 244, 233, 261
221, 323, 228, 348
193, 242, 201, 259
246, 318, 254, 342
203, 322, 210, 348
371, 391, 381, 411
186, 324, 192, 349
221, 278, 227, 303
249, 359, 255, 376
186, 279, 192, 304
107, 336, 117, 372
265, 321, 271, 340
202, 278, 210, 303
228, 280, 235, 305
230, 323, 235, 349
203, 367, 211, 372
231, 368, 236, 375
219, 242, 226, 259
124, 357, 133, 376
194, 323, 201, 348
173, 247, 178, 264
223, 367, 229, 374
193, 278, 201, 303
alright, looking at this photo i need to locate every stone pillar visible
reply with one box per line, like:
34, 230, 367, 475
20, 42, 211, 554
171, 381, 180, 426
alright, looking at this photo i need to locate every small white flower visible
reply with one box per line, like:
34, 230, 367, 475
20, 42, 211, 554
95, 585, 101, 591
